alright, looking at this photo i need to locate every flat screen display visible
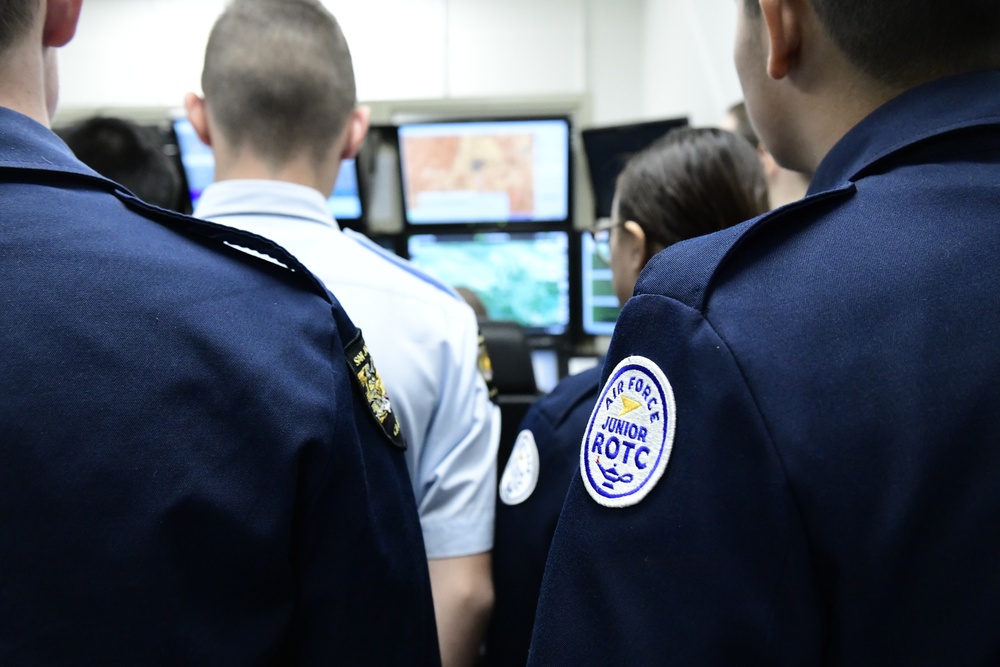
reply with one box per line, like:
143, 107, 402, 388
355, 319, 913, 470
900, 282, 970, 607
581, 117, 688, 219
173, 118, 214, 208
406, 231, 570, 334
172, 118, 363, 220
580, 232, 622, 336
398, 118, 571, 225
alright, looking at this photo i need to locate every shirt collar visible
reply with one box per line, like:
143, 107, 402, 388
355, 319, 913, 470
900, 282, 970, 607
194, 179, 341, 232
809, 70, 1000, 194
0, 106, 111, 184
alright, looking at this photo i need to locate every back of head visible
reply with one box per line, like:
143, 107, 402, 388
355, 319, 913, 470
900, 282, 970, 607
202, 0, 356, 166
0, 0, 36, 57
616, 127, 769, 251
746, 0, 1000, 89
59, 116, 184, 211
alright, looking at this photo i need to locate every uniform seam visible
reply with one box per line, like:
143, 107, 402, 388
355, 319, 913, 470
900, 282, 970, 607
665, 295, 816, 660
345, 231, 462, 301
690, 186, 856, 311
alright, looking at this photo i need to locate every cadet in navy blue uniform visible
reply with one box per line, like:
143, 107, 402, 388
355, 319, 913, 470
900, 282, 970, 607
0, 1, 438, 664
487, 128, 768, 666
530, 0, 1000, 664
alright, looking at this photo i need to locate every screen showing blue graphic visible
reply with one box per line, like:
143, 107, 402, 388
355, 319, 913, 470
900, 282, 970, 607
172, 118, 362, 220
173, 118, 214, 207
580, 232, 622, 336
398, 118, 570, 225
407, 231, 570, 334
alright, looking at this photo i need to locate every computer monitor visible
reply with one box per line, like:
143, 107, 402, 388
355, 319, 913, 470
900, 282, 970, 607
580, 232, 622, 336
397, 117, 571, 225
173, 118, 214, 208
171, 117, 364, 221
581, 117, 688, 219
406, 230, 571, 334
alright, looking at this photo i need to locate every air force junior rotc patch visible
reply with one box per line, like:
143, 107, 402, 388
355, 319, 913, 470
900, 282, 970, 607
346, 331, 407, 450
499, 429, 540, 506
580, 356, 675, 508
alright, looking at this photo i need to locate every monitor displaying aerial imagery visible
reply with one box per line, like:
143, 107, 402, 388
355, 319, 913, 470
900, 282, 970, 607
172, 117, 363, 221
397, 118, 571, 225
406, 230, 570, 334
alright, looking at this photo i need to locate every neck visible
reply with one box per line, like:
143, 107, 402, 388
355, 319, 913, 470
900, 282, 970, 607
768, 168, 811, 208
212, 148, 341, 199
0, 41, 53, 126
790, 65, 906, 174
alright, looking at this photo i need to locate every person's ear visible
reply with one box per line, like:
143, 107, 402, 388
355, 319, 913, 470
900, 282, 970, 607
43, 0, 83, 47
341, 105, 371, 160
759, 0, 803, 80
621, 219, 651, 267
184, 92, 213, 147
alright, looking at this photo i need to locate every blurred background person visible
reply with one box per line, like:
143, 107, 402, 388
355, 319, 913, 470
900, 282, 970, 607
722, 100, 809, 209
58, 115, 186, 212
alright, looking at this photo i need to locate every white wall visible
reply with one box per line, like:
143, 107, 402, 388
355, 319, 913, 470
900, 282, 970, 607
60, 0, 221, 111
57, 0, 741, 127
641, 0, 742, 126
586, 0, 645, 125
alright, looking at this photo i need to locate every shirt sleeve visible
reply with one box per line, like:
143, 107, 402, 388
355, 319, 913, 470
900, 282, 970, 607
417, 303, 500, 559
527, 293, 824, 665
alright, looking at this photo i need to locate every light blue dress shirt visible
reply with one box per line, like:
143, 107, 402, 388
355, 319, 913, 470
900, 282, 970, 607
196, 179, 500, 558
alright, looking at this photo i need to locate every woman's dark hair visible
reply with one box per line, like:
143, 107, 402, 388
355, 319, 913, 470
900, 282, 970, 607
615, 127, 769, 255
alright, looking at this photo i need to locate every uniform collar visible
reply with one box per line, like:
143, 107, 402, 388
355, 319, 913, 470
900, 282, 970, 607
810, 70, 1000, 194
0, 106, 110, 183
194, 179, 341, 232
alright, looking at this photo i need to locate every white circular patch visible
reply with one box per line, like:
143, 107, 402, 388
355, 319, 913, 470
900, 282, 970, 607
499, 429, 540, 506
580, 356, 676, 508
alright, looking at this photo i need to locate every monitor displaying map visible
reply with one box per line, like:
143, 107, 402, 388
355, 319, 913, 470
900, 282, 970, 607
406, 230, 570, 334
171, 118, 363, 221
397, 118, 571, 225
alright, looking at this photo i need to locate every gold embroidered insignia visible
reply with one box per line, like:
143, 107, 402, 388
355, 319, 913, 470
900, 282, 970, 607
346, 331, 406, 450
478, 334, 499, 400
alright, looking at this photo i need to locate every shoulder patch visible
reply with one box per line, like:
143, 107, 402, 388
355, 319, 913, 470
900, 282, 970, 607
580, 356, 676, 508
499, 429, 540, 506
346, 331, 407, 450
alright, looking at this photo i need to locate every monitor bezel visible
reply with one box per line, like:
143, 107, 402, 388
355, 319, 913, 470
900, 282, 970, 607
396, 115, 573, 228
580, 116, 689, 220
577, 229, 621, 337
403, 227, 574, 336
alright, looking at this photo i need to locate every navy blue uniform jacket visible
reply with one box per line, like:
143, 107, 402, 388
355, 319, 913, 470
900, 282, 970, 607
486, 366, 600, 667
0, 109, 439, 665
529, 71, 1000, 665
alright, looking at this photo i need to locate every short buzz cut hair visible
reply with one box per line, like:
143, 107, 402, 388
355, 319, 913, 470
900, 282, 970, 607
201, 0, 357, 166
743, 0, 1000, 88
0, 0, 37, 55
